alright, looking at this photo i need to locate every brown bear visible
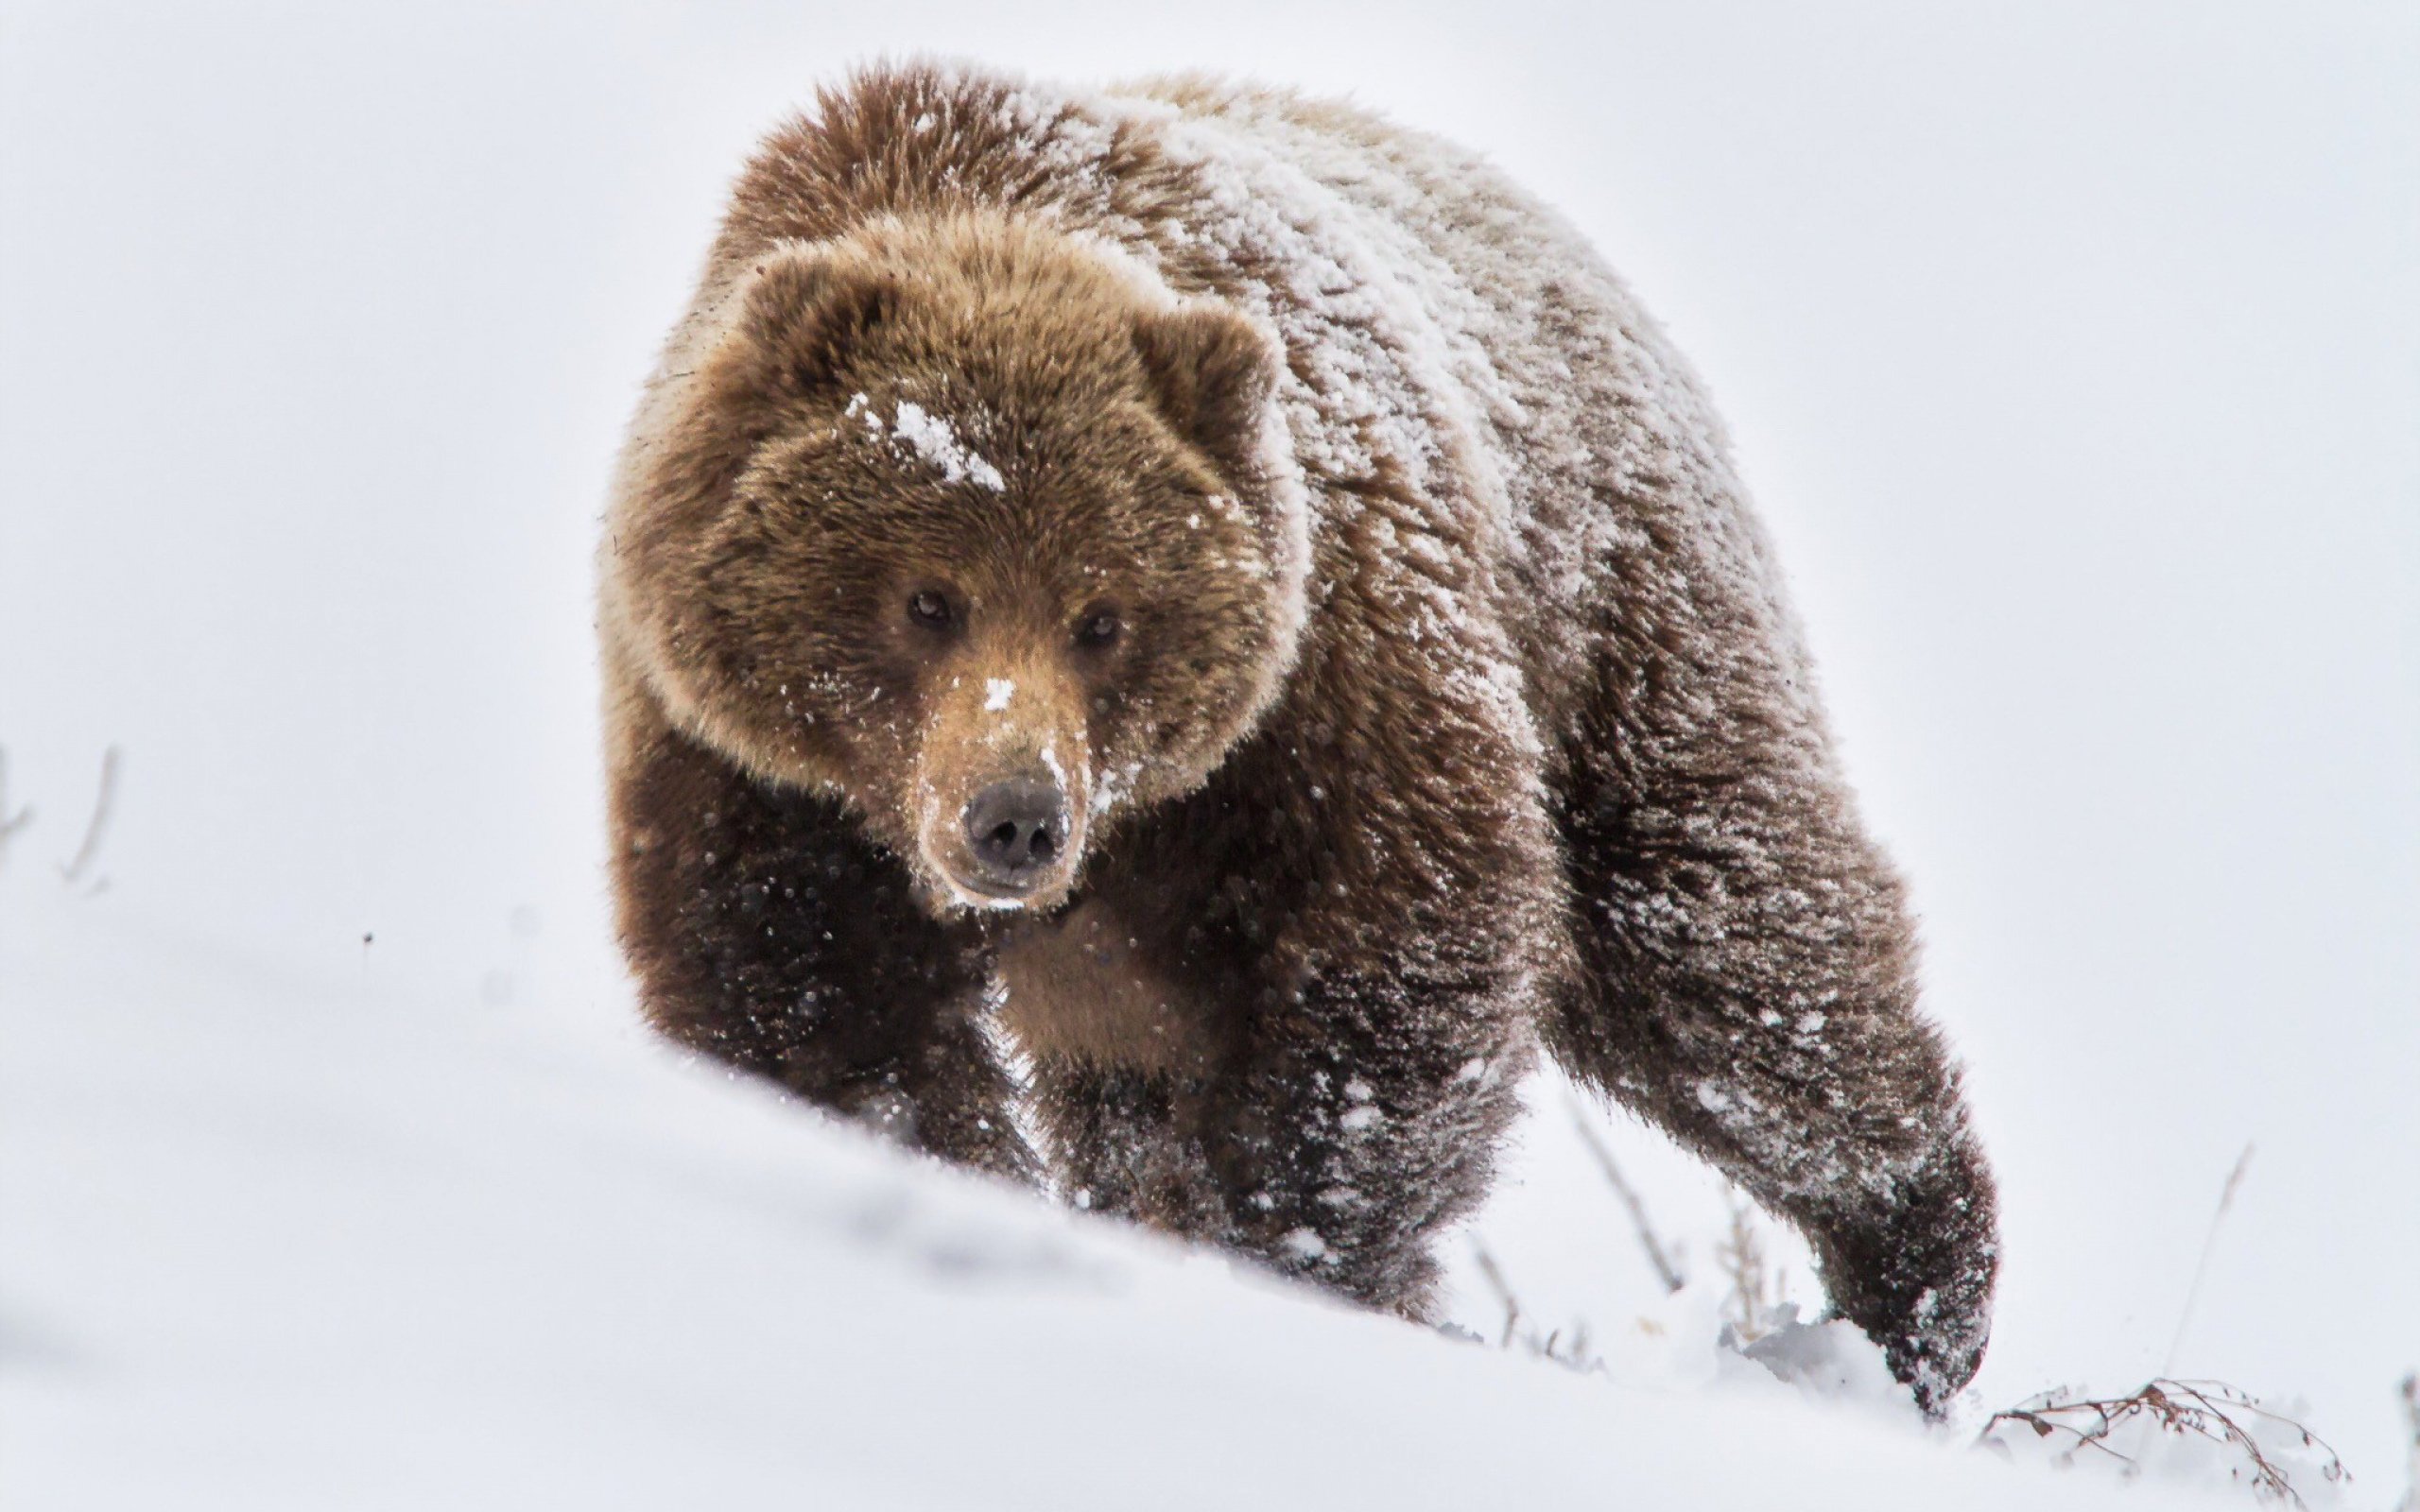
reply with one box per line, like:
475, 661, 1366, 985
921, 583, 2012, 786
598, 60, 1999, 1411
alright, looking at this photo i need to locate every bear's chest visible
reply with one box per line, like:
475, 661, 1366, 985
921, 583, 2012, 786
991, 900, 1197, 1074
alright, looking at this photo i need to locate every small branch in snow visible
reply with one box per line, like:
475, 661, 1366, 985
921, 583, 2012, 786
2164, 1142, 2255, 1374
1465, 1238, 1599, 1374
2395, 1373, 2418, 1512
1978, 1378, 2342, 1509
1567, 1098, 1685, 1295
58, 746, 122, 891
1468, 1238, 1523, 1350
0, 747, 33, 871
1714, 1183, 1784, 1345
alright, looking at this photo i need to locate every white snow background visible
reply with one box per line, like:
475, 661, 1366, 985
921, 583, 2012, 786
3, 2, 2413, 1506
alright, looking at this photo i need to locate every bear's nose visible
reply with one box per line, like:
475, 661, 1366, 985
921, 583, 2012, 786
962, 778, 1067, 889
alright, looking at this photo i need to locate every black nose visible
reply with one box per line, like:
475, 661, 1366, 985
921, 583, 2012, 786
962, 778, 1067, 888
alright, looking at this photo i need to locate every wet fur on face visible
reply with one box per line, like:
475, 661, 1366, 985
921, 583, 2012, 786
605, 214, 1303, 914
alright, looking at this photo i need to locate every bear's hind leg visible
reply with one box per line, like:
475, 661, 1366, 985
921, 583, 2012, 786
1547, 642, 1998, 1414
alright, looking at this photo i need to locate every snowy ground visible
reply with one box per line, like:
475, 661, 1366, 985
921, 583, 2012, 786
3, 2, 2414, 1507
0, 878, 2238, 1511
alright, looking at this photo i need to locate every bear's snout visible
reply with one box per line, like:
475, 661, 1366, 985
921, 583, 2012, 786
962, 777, 1067, 892
909, 661, 1092, 914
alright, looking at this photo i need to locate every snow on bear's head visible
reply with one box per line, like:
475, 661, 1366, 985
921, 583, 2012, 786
605, 213, 1307, 916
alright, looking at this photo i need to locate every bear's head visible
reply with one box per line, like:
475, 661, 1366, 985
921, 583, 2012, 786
605, 214, 1309, 916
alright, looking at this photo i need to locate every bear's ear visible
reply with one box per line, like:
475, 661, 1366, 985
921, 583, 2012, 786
726, 244, 903, 402
1131, 301, 1281, 484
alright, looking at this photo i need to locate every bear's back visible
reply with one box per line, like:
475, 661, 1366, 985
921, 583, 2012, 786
1098, 73, 1814, 738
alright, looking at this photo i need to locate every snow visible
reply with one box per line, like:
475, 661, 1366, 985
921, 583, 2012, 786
848, 392, 1008, 491
2, 3, 2413, 1507
890, 398, 1008, 492
987, 677, 1016, 712
1, 883, 2194, 1510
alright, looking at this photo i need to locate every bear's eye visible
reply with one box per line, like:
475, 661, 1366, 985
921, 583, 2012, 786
908, 589, 958, 632
1074, 609, 1123, 649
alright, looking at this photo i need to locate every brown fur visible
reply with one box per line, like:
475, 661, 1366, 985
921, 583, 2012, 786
994, 901, 1197, 1074
600, 61, 2000, 1412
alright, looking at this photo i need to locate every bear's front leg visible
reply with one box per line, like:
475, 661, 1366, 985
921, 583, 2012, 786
1191, 955, 1536, 1318
1074, 679, 1557, 1320
1027, 981, 1530, 1317
609, 703, 1034, 1182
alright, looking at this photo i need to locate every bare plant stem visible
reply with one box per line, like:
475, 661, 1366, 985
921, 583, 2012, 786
2165, 1142, 2255, 1374
58, 746, 121, 888
0, 747, 32, 871
1567, 1098, 1685, 1295
1462, 1237, 1601, 1374
1467, 1239, 1522, 1349
1979, 1377, 2342, 1509
2396, 1373, 2418, 1512
1714, 1183, 1781, 1342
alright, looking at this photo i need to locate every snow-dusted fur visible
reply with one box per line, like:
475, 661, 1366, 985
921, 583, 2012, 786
599, 60, 1999, 1411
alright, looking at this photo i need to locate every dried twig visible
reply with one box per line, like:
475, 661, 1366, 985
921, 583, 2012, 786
1465, 1238, 1599, 1373
1567, 1098, 1685, 1295
1979, 1378, 2344, 1509
1714, 1182, 1784, 1344
2396, 1373, 2418, 1512
58, 746, 121, 888
2166, 1143, 2255, 1373
0, 747, 32, 870
1468, 1239, 1523, 1349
